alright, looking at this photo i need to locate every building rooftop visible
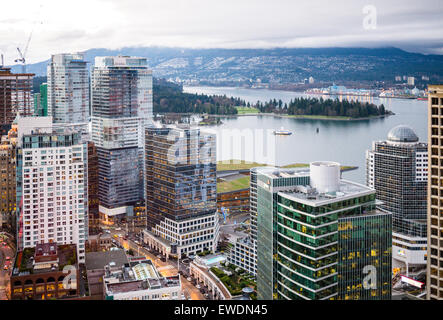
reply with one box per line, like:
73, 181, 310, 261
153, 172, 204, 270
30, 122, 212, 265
279, 179, 374, 207
12, 243, 77, 277
253, 166, 310, 179
387, 125, 419, 143
103, 257, 180, 295
85, 249, 129, 271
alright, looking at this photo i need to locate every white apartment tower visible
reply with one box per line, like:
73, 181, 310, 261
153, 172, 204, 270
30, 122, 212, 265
16, 116, 88, 263
47, 53, 89, 124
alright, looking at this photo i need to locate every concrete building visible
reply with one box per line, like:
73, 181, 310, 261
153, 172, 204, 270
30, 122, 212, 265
15, 116, 88, 263
85, 249, 129, 299
144, 126, 219, 259
408, 77, 415, 86
227, 237, 256, 276
10, 243, 80, 300
0, 67, 34, 130
47, 53, 89, 124
255, 163, 392, 300
91, 56, 153, 224
367, 125, 428, 276
0, 123, 17, 230
189, 259, 232, 300
103, 256, 181, 300
427, 84, 443, 300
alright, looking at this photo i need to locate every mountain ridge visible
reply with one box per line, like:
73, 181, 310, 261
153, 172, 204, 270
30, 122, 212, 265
10, 46, 443, 83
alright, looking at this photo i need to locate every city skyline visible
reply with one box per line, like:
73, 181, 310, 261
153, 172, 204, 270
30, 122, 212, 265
1, 0, 443, 66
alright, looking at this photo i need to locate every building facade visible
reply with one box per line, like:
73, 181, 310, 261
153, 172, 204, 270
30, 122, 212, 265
366, 125, 428, 276
47, 53, 89, 124
16, 116, 88, 263
256, 162, 392, 300
10, 243, 80, 300
144, 126, 219, 258
87, 141, 99, 234
0, 67, 34, 127
34, 83, 47, 117
0, 123, 17, 230
91, 56, 153, 224
103, 257, 181, 300
427, 84, 443, 300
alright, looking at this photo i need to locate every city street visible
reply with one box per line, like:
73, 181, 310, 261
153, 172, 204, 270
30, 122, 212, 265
108, 227, 205, 300
0, 239, 14, 300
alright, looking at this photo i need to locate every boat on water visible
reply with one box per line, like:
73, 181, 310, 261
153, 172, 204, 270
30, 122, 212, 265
274, 130, 292, 135
417, 97, 428, 101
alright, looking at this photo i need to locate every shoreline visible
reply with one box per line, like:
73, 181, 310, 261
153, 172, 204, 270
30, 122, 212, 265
184, 85, 426, 102
208, 113, 393, 121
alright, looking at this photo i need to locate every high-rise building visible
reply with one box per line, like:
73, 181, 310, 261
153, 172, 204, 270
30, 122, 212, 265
87, 141, 99, 234
0, 67, 34, 130
408, 77, 415, 86
427, 85, 443, 300
47, 53, 89, 123
91, 56, 153, 224
143, 126, 219, 259
0, 122, 17, 231
366, 125, 428, 276
256, 162, 392, 300
34, 83, 48, 117
15, 116, 88, 263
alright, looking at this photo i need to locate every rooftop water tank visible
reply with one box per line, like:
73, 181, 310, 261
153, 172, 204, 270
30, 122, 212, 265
310, 161, 341, 193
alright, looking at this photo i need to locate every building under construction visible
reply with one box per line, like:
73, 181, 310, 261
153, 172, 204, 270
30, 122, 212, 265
0, 67, 34, 133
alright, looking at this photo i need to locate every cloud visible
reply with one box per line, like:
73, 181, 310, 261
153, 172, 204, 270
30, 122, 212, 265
0, 0, 442, 65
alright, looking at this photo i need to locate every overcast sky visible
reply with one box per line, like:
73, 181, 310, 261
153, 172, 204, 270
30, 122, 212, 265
1, 0, 442, 65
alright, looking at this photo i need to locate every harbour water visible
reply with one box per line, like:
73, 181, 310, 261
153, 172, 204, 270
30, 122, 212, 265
183, 86, 428, 184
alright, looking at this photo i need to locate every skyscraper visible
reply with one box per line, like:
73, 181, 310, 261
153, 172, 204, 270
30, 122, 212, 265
143, 126, 219, 258
16, 116, 88, 263
427, 84, 443, 300
0, 122, 17, 231
47, 53, 89, 123
0, 67, 34, 132
366, 125, 428, 276
256, 162, 392, 300
34, 83, 48, 117
91, 56, 153, 224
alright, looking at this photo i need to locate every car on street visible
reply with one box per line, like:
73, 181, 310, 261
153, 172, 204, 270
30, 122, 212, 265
196, 285, 201, 289
187, 277, 192, 282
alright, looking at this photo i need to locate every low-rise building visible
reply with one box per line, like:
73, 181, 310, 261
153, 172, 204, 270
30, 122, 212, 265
227, 237, 256, 276
85, 249, 129, 299
103, 257, 181, 300
10, 243, 79, 300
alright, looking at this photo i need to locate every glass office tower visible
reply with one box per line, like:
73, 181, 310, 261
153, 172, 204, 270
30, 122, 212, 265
47, 53, 89, 124
366, 125, 428, 276
91, 56, 153, 224
144, 126, 219, 258
256, 162, 392, 300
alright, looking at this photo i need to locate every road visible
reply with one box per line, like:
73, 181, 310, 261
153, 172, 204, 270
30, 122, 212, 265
107, 228, 205, 300
0, 238, 14, 300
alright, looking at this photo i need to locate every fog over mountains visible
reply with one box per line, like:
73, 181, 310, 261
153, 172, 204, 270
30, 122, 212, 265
12, 46, 443, 84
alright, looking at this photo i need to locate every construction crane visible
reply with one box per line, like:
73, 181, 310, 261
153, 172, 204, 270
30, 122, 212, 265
15, 5, 43, 73
15, 27, 35, 73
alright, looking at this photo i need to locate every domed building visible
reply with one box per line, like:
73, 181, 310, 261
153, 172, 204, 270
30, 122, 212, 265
366, 125, 428, 277
387, 125, 419, 144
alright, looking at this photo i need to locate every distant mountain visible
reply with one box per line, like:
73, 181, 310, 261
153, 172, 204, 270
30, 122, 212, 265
11, 46, 443, 84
